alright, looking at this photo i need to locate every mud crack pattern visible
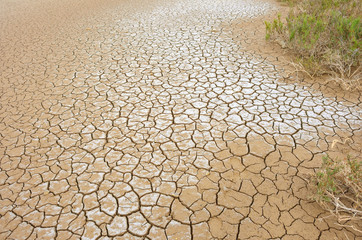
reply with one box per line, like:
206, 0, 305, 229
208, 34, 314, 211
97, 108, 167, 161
0, 0, 361, 239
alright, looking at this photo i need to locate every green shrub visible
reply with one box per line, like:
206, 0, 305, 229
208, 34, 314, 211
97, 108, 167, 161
265, 0, 361, 89
311, 154, 361, 229
265, 14, 284, 40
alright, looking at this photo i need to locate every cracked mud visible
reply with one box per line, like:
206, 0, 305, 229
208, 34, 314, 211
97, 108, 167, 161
0, 0, 361, 239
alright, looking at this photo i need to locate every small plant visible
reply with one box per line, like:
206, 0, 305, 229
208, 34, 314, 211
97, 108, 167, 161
315, 155, 344, 202
311, 154, 362, 232
265, 21, 272, 40
265, 14, 284, 40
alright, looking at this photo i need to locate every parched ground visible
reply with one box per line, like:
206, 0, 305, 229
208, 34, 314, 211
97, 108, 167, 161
0, 0, 361, 239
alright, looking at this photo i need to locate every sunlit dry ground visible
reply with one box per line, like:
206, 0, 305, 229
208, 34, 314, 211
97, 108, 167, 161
0, 0, 361, 239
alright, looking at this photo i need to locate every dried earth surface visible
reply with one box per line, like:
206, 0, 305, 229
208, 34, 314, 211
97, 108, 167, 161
0, 0, 361, 239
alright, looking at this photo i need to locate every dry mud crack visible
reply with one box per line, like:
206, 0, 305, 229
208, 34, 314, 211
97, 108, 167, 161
0, 0, 361, 239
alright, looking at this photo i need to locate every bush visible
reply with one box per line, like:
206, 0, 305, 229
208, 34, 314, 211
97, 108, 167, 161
265, 0, 361, 89
310, 154, 361, 232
